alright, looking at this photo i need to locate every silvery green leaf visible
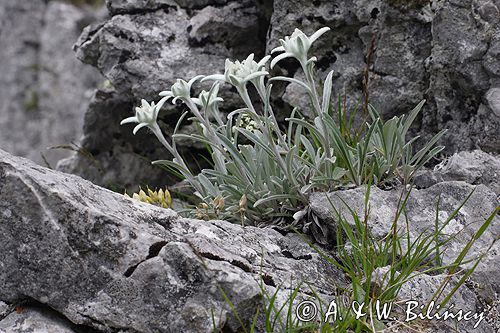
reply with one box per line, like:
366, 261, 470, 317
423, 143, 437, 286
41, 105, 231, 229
293, 209, 308, 223
285, 146, 299, 187
202, 74, 226, 82
309, 27, 331, 44
243, 70, 269, 83
271, 45, 285, 53
306, 56, 317, 65
197, 173, 219, 196
132, 123, 148, 135
120, 116, 138, 125
322, 70, 334, 114
300, 135, 316, 162
254, 194, 301, 208
269, 76, 311, 93
300, 184, 313, 195
270, 52, 294, 68
402, 99, 426, 135
236, 128, 276, 158
287, 117, 325, 143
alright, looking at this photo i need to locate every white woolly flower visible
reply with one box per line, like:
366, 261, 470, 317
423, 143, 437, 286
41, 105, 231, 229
192, 83, 224, 109
203, 53, 271, 89
270, 27, 330, 68
159, 75, 204, 104
120, 99, 167, 135
232, 113, 258, 133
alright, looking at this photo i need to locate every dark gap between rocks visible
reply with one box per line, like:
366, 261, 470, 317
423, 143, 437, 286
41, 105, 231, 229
281, 249, 313, 260
10, 297, 103, 333
196, 251, 253, 273
124, 240, 168, 277
108, 4, 175, 16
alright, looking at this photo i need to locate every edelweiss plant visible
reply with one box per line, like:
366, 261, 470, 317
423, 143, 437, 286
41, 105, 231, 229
120, 26, 446, 225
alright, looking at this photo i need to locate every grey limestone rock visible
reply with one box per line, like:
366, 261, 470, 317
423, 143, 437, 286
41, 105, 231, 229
63, 0, 268, 189
486, 87, 500, 117
0, 0, 103, 167
1, 148, 344, 333
267, 0, 500, 153
415, 149, 500, 194
106, 0, 231, 14
0, 302, 10, 321
188, 1, 264, 59
0, 307, 81, 333
106, 0, 178, 15
75, 1, 264, 103
56, 87, 176, 190
309, 181, 499, 300
370, 266, 495, 333
0, 0, 46, 163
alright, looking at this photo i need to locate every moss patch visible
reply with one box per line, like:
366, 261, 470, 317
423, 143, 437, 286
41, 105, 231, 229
24, 91, 39, 113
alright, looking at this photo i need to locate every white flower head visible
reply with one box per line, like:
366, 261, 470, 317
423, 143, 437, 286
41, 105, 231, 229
120, 98, 167, 135
203, 53, 271, 89
159, 75, 204, 104
271, 27, 330, 68
239, 113, 258, 131
232, 113, 259, 133
192, 83, 224, 109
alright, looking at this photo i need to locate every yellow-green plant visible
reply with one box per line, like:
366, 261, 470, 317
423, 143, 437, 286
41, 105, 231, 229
126, 187, 172, 209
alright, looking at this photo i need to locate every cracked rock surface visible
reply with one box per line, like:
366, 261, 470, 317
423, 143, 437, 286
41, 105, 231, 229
0, 148, 344, 333
2, 149, 499, 331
